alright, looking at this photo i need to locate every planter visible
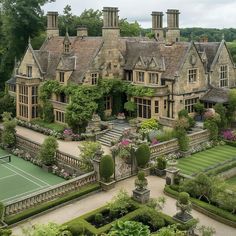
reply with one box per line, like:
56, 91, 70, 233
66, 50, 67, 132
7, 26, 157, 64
138, 167, 150, 176
42, 164, 53, 173
173, 212, 193, 223
155, 168, 166, 177
99, 180, 116, 191
132, 188, 150, 204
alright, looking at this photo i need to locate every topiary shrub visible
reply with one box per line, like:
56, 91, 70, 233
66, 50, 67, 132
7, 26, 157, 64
42, 101, 54, 123
99, 155, 114, 183
135, 171, 148, 191
38, 136, 58, 166
135, 143, 150, 168
94, 213, 104, 225
157, 156, 167, 170
176, 128, 189, 152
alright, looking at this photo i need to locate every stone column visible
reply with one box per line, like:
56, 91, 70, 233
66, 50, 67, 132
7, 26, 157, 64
165, 167, 180, 185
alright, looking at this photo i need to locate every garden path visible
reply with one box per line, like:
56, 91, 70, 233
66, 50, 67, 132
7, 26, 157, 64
14, 125, 111, 156
11, 176, 236, 236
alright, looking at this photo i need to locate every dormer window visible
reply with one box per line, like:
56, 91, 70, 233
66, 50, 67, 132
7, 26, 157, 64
149, 73, 159, 85
188, 69, 198, 83
220, 65, 228, 87
91, 73, 98, 85
59, 72, 65, 83
27, 66, 32, 77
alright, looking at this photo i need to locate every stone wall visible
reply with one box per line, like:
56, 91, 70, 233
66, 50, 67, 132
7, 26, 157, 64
150, 129, 210, 158
4, 171, 97, 217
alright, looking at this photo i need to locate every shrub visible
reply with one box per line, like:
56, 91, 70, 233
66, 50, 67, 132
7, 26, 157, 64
157, 156, 167, 170
140, 118, 159, 130
204, 119, 219, 141
135, 143, 150, 168
178, 192, 190, 205
156, 130, 176, 142
0, 229, 12, 236
79, 142, 102, 171
176, 128, 189, 152
124, 101, 136, 117
42, 101, 54, 123
38, 136, 58, 166
0, 94, 16, 119
1, 112, 16, 148
108, 190, 132, 217
94, 213, 104, 225
108, 220, 150, 236
99, 155, 114, 182
194, 101, 205, 115
178, 109, 195, 128
178, 109, 189, 118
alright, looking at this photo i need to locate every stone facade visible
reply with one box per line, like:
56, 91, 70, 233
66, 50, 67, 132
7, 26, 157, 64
6, 7, 236, 126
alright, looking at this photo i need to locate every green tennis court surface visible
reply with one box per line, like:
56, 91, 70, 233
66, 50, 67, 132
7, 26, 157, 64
177, 145, 236, 175
0, 148, 65, 204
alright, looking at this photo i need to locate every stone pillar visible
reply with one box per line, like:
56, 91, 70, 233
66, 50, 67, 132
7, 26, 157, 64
166, 9, 180, 43
47, 12, 59, 38
92, 159, 101, 181
165, 167, 180, 185
151, 12, 164, 41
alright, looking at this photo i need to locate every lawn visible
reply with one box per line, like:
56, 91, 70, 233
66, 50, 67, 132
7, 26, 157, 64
0, 148, 65, 203
176, 145, 236, 175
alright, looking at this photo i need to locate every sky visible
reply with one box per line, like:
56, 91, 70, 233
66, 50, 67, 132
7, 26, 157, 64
43, 0, 236, 29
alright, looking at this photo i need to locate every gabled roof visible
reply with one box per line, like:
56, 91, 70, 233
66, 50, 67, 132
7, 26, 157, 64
194, 42, 221, 71
39, 36, 104, 83
124, 41, 190, 79
200, 87, 229, 104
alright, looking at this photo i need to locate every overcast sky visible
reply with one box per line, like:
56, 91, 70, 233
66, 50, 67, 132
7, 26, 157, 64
43, 0, 236, 28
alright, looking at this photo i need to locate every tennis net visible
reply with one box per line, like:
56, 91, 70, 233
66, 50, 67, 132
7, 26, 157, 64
0, 155, 11, 164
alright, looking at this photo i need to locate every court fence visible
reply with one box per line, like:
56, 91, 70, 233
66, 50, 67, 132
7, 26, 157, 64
4, 171, 97, 217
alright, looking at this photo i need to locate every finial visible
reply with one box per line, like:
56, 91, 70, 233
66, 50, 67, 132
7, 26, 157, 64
28, 36, 31, 45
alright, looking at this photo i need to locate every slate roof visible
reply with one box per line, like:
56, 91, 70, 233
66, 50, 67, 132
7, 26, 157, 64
38, 36, 104, 83
124, 41, 190, 79
194, 42, 221, 71
200, 87, 229, 104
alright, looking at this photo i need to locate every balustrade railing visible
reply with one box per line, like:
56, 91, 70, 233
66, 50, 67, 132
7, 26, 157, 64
4, 172, 97, 216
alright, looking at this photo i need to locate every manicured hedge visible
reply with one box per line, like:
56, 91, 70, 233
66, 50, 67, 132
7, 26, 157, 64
225, 140, 236, 148
164, 185, 236, 228
65, 201, 196, 235
206, 161, 236, 176
5, 183, 100, 225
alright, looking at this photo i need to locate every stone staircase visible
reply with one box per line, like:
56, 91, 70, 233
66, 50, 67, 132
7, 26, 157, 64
98, 127, 124, 147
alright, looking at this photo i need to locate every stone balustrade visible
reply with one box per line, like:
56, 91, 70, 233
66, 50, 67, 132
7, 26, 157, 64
4, 172, 97, 216
150, 130, 210, 158
15, 134, 84, 170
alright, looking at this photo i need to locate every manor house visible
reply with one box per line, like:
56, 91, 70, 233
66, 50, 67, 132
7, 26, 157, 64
7, 7, 236, 127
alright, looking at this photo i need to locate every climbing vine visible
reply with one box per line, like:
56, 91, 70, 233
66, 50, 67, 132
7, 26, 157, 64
39, 78, 155, 130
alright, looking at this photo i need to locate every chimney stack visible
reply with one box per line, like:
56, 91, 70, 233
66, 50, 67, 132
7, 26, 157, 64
166, 9, 180, 43
151, 12, 164, 41
47, 12, 59, 38
102, 7, 120, 47
77, 27, 88, 37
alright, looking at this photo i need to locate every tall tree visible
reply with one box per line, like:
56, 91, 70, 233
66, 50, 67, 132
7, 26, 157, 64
0, 0, 54, 90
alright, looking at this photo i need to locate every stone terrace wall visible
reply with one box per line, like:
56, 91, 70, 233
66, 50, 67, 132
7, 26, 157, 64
4, 171, 97, 217
150, 130, 210, 158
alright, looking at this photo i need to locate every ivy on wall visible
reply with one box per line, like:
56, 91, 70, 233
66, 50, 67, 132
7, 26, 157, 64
39, 79, 156, 130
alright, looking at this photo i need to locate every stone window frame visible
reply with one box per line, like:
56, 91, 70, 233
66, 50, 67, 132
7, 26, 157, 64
55, 110, 66, 124
59, 71, 65, 83
219, 65, 229, 88
64, 43, 70, 53
164, 99, 167, 110
134, 97, 151, 119
188, 68, 198, 83
184, 97, 199, 113
27, 65, 33, 78
91, 73, 98, 85
154, 100, 159, 114
148, 72, 159, 85
136, 71, 145, 83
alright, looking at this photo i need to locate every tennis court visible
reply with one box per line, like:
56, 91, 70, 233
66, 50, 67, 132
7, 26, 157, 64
0, 148, 65, 204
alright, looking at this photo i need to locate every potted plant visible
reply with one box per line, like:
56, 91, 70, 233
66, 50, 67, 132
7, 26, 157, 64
99, 155, 115, 191
173, 192, 193, 223
155, 156, 167, 176
135, 143, 151, 175
133, 171, 150, 203
194, 101, 205, 121
38, 136, 58, 172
